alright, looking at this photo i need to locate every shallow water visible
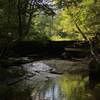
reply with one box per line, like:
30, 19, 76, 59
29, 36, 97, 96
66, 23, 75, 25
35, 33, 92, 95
0, 60, 100, 100
31, 74, 95, 100
1, 72, 100, 100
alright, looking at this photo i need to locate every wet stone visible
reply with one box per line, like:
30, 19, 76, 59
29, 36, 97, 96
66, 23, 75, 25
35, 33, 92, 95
22, 61, 54, 72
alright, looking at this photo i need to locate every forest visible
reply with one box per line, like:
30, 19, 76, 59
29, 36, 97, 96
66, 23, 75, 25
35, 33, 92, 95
0, 0, 100, 100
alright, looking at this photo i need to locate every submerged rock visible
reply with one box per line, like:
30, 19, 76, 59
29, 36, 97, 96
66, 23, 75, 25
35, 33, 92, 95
32, 62, 52, 72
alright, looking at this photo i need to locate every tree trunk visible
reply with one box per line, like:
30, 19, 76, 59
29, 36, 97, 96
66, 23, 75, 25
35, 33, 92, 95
17, 0, 23, 38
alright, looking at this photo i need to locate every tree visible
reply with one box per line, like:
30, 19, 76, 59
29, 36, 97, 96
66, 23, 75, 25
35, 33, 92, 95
86, 0, 100, 52
54, 0, 99, 57
0, 0, 55, 58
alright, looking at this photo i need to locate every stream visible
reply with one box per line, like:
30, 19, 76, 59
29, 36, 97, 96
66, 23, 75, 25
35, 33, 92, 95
0, 59, 100, 100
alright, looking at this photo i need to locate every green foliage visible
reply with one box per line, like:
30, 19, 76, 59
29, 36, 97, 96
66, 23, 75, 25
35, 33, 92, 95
0, 0, 100, 57
0, 0, 99, 41
86, 0, 100, 37
0, 0, 55, 57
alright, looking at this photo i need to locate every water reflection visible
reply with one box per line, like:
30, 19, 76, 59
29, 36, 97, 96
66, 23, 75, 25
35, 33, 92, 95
40, 82, 59, 100
31, 74, 95, 100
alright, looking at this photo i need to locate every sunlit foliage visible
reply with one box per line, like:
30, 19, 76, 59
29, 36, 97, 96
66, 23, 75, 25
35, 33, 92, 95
28, 0, 100, 41
0, 0, 100, 57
